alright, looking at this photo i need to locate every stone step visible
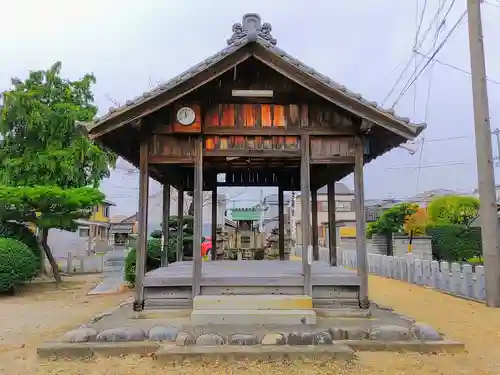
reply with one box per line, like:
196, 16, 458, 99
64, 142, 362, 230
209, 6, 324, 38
193, 295, 313, 311
190, 309, 317, 325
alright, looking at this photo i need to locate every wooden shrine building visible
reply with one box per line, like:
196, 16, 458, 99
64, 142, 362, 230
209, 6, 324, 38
88, 14, 425, 313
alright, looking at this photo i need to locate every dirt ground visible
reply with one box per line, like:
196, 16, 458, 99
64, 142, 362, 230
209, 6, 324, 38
1, 274, 500, 374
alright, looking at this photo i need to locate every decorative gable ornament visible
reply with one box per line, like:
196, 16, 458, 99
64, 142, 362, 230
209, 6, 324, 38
227, 13, 277, 46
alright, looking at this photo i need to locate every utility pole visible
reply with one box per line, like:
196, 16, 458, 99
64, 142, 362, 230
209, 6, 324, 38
467, 0, 500, 307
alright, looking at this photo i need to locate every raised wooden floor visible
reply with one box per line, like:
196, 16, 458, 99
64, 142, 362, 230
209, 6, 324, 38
143, 260, 361, 310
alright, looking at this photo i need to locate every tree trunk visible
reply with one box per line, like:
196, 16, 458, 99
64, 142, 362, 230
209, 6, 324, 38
38, 228, 62, 283
386, 232, 394, 256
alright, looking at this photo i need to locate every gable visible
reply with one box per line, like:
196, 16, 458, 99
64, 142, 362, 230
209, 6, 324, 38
88, 14, 424, 141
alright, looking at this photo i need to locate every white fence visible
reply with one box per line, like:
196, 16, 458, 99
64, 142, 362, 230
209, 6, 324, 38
339, 250, 486, 301
52, 249, 128, 274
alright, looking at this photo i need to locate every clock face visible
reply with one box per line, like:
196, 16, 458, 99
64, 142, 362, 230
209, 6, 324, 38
176, 106, 196, 126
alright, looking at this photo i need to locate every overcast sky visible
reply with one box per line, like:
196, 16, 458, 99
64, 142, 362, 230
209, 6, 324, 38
2, 0, 500, 217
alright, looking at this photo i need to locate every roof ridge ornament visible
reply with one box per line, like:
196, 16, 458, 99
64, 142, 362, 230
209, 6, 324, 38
226, 13, 277, 46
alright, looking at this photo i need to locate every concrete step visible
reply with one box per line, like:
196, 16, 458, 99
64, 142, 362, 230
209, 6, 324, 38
193, 295, 313, 311
191, 309, 317, 325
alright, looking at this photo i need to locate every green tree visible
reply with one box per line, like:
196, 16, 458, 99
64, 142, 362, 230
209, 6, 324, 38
0, 61, 116, 188
427, 195, 480, 226
0, 62, 116, 281
0, 186, 104, 282
366, 203, 419, 255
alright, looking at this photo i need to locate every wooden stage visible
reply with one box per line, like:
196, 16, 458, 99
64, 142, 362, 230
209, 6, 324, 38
143, 260, 361, 310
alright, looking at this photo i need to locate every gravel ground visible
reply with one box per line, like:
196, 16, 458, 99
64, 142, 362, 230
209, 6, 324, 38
1, 274, 500, 374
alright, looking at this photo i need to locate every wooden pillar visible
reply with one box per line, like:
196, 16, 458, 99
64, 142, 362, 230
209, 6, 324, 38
311, 189, 319, 261
354, 136, 369, 308
300, 134, 312, 296
176, 189, 184, 262
327, 181, 337, 266
278, 186, 285, 260
211, 186, 217, 260
161, 184, 170, 266
192, 137, 203, 297
133, 138, 149, 312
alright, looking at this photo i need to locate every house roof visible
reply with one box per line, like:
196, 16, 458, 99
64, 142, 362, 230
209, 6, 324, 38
87, 14, 425, 141
317, 182, 353, 195
405, 189, 466, 202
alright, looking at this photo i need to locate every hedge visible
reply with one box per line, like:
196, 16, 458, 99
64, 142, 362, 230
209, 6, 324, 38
124, 239, 162, 286
0, 237, 39, 293
426, 224, 482, 262
0, 221, 41, 263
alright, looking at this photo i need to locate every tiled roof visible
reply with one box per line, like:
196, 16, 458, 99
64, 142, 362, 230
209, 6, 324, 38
88, 14, 426, 136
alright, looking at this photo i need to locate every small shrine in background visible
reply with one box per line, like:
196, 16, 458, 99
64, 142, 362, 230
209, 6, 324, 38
224, 207, 265, 260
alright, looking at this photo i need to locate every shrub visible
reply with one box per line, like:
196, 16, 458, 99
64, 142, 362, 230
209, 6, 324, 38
124, 239, 162, 286
426, 224, 482, 262
0, 221, 41, 262
0, 237, 39, 293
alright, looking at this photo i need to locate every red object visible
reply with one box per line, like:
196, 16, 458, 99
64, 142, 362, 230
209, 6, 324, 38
201, 237, 211, 257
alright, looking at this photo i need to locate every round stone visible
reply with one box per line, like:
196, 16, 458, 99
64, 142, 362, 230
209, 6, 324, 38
148, 326, 179, 342
346, 328, 369, 340
412, 323, 443, 341
287, 332, 314, 346
196, 333, 225, 345
369, 325, 413, 341
61, 328, 97, 343
261, 333, 286, 345
175, 332, 195, 346
313, 331, 333, 345
329, 327, 348, 340
228, 333, 258, 345
96, 327, 146, 342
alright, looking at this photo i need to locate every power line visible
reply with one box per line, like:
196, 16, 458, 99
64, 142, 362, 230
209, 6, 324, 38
392, 9, 468, 108
414, 50, 500, 85
484, 0, 500, 8
389, 0, 458, 108
381, 0, 453, 106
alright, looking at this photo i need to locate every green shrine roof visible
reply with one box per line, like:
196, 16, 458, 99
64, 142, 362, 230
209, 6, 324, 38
231, 208, 263, 221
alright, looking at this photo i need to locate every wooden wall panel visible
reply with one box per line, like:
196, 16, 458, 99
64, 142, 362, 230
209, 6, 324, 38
308, 104, 353, 129
204, 103, 292, 129
204, 136, 300, 152
149, 135, 195, 161
310, 136, 355, 159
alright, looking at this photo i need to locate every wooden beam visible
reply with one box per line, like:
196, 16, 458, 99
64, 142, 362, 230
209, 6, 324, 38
300, 134, 312, 296
327, 181, 337, 266
278, 186, 285, 261
204, 150, 300, 158
89, 49, 253, 140
211, 187, 217, 261
311, 189, 319, 261
133, 138, 149, 312
354, 136, 369, 308
161, 184, 170, 267
309, 156, 355, 164
192, 136, 203, 297
176, 189, 184, 262
202, 128, 355, 136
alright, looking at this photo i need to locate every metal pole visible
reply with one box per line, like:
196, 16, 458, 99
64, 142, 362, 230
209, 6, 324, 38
467, 0, 500, 307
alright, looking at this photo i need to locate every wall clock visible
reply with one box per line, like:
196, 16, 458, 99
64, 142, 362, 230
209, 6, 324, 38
176, 106, 196, 126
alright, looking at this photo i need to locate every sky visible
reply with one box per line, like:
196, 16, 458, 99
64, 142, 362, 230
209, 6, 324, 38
1, 0, 500, 218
